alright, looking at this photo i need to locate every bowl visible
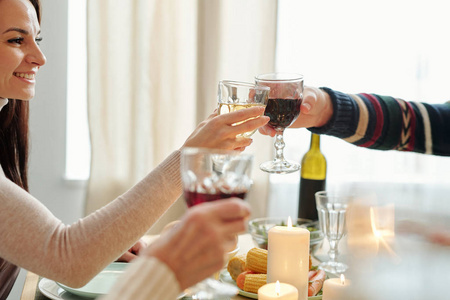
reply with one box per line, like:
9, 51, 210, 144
248, 217, 324, 252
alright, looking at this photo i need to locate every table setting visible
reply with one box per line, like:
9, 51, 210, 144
22, 73, 450, 300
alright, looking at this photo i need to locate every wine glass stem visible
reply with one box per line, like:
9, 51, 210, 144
328, 239, 340, 262
274, 130, 286, 162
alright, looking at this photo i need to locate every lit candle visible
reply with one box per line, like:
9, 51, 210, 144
322, 274, 352, 300
258, 281, 298, 300
267, 217, 310, 300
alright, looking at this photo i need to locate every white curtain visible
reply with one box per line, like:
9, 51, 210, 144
85, 0, 277, 230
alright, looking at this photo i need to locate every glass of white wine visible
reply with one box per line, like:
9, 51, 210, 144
217, 80, 270, 138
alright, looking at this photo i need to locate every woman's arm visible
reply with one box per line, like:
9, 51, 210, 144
0, 151, 182, 287
0, 106, 269, 287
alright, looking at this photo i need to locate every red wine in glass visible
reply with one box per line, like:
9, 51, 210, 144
255, 72, 303, 174
184, 190, 248, 207
264, 98, 302, 130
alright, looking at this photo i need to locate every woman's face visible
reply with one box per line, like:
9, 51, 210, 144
0, 0, 46, 100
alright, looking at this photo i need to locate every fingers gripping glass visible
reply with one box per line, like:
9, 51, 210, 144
181, 147, 254, 299
255, 73, 304, 174
217, 80, 270, 138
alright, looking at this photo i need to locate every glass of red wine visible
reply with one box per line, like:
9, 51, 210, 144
181, 147, 253, 299
255, 73, 303, 174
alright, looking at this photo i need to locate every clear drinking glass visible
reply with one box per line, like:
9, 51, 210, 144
255, 73, 303, 174
181, 147, 254, 299
315, 191, 351, 274
217, 80, 270, 138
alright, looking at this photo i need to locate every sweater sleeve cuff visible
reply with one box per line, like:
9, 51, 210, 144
100, 256, 181, 300
308, 87, 359, 138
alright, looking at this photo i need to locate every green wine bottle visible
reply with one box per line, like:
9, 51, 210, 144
298, 133, 327, 221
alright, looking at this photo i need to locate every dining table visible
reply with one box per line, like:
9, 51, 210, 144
20, 233, 265, 300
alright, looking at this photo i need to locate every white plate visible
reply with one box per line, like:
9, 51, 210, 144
39, 278, 85, 300
219, 269, 323, 300
38, 262, 127, 299
39, 262, 186, 299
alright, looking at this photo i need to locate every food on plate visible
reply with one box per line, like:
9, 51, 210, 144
241, 273, 267, 294
308, 269, 326, 297
226, 247, 325, 296
233, 248, 268, 293
246, 247, 268, 274
227, 254, 247, 281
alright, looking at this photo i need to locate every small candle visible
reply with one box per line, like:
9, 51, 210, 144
267, 217, 310, 300
258, 281, 298, 300
322, 274, 352, 300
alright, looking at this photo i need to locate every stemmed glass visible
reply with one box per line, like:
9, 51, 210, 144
255, 73, 303, 174
315, 191, 351, 274
217, 80, 270, 138
181, 147, 254, 299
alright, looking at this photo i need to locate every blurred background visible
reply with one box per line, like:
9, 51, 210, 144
9, 0, 450, 298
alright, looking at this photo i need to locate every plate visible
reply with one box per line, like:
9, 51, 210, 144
39, 278, 87, 300
39, 262, 186, 300
55, 262, 127, 298
219, 270, 323, 300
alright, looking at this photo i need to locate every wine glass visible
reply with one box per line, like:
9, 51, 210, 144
181, 147, 253, 299
315, 191, 351, 274
217, 80, 270, 138
255, 73, 303, 174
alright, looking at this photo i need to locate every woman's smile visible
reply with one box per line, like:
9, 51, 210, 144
13, 71, 36, 83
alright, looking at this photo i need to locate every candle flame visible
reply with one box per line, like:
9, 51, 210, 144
369, 207, 382, 238
340, 274, 345, 285
287, 216, 292, 228
275, 280, 280, 296
369, 206, 400, 263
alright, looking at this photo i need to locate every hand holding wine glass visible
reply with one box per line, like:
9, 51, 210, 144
183, 106, 269, 151
145, 198, 250, 293
180, 147, 254, 299
255, 73, 304, 173
217, 80, 270, 138
258, 86, 334, 137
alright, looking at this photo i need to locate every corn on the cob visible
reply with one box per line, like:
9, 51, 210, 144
243, 273, 267, 293
227, 254, 247, 281
246, 247, 267, 273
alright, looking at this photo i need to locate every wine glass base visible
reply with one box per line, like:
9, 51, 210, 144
318, 261, 348, 275
259, 160, 300, 174
184, 278, 238, 300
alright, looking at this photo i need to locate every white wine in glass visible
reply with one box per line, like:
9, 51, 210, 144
217, 80, 270, 138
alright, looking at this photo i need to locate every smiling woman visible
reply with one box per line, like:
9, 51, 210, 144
0, 1, 269, 299
0, 0, 45, 101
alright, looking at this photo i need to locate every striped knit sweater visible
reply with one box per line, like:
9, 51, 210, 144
309, 87, 450, 156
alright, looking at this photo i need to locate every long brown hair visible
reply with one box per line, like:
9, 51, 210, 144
0, 0, 41, 191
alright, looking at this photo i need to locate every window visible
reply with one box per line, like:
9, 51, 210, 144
66, 0, 90, 180
269, 0, 450, 216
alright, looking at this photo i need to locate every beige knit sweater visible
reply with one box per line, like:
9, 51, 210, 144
0, 129, 183, 299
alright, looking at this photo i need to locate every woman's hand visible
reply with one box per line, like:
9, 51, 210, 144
183, 106, 269, 151
115, 239, 148, 262
259, 86, 333, 137
143, 199, 251, 290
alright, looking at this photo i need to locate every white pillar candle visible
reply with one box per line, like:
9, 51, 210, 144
322, 275, 352, 300
258, 281, 298, 300
267, 217, 310, 300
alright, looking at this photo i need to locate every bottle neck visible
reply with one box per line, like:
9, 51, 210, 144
310, 133, 321, 150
